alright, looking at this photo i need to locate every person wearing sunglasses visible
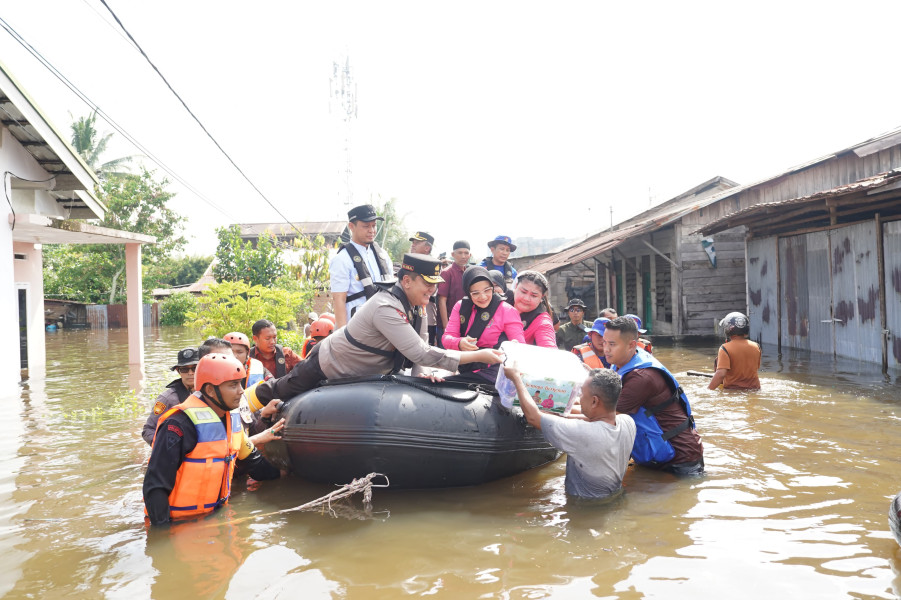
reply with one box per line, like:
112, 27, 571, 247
555, 298, 591, 352
141, 347, 199, 445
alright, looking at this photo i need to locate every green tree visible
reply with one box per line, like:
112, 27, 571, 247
149, 255, 213, 288
69, 110, 132, 177
160, 292, 197, 326
372, 197, 410, 261
43, 168, 188, 303
188, 281, 303, 338
213, 225, 286, 287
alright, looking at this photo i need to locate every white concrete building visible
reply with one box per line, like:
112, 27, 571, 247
1, 61, 153, 397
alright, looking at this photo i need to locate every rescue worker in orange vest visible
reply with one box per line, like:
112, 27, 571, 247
224, 331, 272, 387
572, 318, 611, 369
143, 353, 281, 526
300, 318, 336, 359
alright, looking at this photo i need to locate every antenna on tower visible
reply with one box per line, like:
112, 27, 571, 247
330, 53, 357, 208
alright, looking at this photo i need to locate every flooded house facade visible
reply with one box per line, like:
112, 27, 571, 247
1, 61, 153, 394
699, 130, 901, 371
530, 176, 746, 338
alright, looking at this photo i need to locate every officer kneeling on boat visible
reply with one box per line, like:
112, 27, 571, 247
245, 253, 504, 409
143, 353, 282, 526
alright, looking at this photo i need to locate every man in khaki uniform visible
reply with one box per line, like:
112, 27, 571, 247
246, 253, 503, 409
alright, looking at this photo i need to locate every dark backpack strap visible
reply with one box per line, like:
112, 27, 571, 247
339, 243, 379, 301
370, 241, 391, 278
520, 305, 548, 330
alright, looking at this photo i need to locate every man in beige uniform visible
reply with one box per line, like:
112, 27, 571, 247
245, 253, 503, 409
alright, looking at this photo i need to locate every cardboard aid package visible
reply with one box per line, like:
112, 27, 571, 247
495, 341, 587, 415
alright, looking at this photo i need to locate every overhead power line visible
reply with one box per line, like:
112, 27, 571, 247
0, 15, 290, 246
98, 0, 305, 239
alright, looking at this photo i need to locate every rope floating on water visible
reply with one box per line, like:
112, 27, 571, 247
277, 472, 390, 516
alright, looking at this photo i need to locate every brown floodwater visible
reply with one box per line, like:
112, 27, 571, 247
2, 327, 901, 599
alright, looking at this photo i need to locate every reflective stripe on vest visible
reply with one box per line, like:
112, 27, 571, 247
245, 358, 267, 387
150, 394, 243, 520
573, 344, 604, 369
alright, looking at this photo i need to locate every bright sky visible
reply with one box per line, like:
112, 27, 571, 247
2, 1, 901, 259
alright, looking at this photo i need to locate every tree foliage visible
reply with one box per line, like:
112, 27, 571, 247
160, 292, 197, 326
69, 110, 132, 177
373, 197, 410, 261
213, 225, 286, 287
150, 255, 212, 288
187, 281, 303, 339
43, 168, 187, 303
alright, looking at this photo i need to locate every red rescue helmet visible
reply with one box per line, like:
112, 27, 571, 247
310, 318, 335, 339
320, 312, 336, 326
195, 353, 246, 391
223, 331, 251, 350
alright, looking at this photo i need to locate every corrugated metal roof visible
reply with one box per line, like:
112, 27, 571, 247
0, 60, 103, 218
529, 176, 738, 274
698, 169, 901, 236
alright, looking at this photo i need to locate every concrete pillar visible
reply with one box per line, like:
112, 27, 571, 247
125, 243, 144, 366
13, 242, 45, 377
0, 216, 19, 396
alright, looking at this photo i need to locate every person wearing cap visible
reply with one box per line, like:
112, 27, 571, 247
143, 353, 282, 526
555, 298, 591, 352
441, 266, 525, 384
330, 204, 394, 328
243, 254, 504, 408
479, 236, 518, 286
409, 231, 439, 345
624, 313, 654, 353
437, 240, 471, 339
141, 347, 200, 445
572, 318, 611, 368
603, 316, 704, 477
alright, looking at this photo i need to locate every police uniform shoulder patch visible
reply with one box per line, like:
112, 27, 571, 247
153, 401, 166, 415
278, 357, 285, 364
353, 255, 362, 263
480, 312, 490, 321
460, 315, 465, 324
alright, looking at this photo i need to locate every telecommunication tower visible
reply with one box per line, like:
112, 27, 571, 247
329, 55, 357, 208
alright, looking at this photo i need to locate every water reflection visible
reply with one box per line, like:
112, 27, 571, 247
0, 329, 899, 598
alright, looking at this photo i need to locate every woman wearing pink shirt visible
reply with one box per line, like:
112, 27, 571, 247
513, 271, 557, 348
443, 267, 525, 383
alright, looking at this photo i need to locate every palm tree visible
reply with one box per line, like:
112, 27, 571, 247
69, 111, 133, 178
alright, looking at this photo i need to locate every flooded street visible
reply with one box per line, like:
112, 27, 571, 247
2, 327, 901, 599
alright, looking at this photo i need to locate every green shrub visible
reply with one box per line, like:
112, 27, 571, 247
160, 292, 197, 326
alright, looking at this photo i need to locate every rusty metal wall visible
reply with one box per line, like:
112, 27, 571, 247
830, 222, 882, 362
884, 220, 901, 369
86, 305, 107, 329
747, 237, 778, 347
805, 231, 834, 356
780, 235, 812, 351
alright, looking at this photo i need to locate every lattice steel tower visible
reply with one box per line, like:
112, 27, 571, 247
329, 55, 357, 208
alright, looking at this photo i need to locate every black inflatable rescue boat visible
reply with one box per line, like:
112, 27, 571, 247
276, 375, 560, 488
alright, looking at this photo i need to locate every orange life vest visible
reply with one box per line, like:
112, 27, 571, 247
573, 343, 604, 369
300, 337, 316, 359
638, 338, 653, 353
148, 394, 243, 520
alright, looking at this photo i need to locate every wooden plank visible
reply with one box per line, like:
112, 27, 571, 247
640, 239, 682, 272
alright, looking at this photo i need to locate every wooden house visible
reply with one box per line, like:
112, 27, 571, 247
530, 176, 743, 337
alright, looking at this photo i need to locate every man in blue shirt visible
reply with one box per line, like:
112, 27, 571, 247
479, 235, 517, 286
